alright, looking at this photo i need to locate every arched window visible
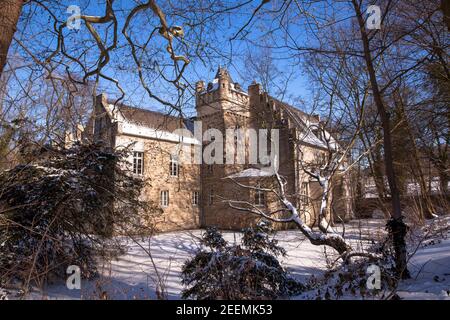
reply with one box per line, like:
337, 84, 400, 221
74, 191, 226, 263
300, 182, 309, 206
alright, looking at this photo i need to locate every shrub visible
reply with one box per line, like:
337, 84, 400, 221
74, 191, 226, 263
0, 143, 158, 291
181, 221, 304, 300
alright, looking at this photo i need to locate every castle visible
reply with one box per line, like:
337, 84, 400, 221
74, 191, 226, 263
87, 67, 354, 231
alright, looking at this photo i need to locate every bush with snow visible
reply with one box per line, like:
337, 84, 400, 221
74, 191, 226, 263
0, 143, 158, 292
181, 221, 304, 300
301, 233, 399, 300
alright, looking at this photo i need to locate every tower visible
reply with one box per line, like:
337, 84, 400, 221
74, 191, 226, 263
195, 66, 249, 117
195, 67, 253, 228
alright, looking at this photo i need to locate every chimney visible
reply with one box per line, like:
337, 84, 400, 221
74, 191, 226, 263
311, 114, 320, 123
195, 80, 205, 93
248, 80, 262, 97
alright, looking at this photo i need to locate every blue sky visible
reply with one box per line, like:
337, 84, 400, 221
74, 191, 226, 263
11, 0, 356, 118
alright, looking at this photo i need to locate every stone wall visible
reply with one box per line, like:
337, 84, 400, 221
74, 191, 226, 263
115, 134, 201, 232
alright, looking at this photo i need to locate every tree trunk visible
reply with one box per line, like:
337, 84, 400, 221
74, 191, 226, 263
439, 171, 449, 196
352, 0, 410, 279
0, 0, 24, 77
442, 0, 450, 31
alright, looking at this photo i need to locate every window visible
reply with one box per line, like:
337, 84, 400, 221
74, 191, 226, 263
170, 155, 179, 177
254, 188, 266, 206
94, 116, 105, 138
300, 182, 309, 205
192, 191, 199, 206
160, 190, 169, 207
209, 189, 214, 205
94, 117, 101, 134
133, 151, 144, 175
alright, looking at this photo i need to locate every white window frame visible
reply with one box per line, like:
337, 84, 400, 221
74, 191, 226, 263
160, 190, 169, 207
133, 151, 144, 175
170, 155, 179, 177
192, 191, 199, 206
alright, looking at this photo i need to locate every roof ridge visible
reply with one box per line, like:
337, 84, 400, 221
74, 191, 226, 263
106, 99, 182, 120
268, 95, 309, 118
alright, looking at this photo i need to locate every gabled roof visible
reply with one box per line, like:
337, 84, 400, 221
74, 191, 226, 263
108, 100, 188, 132
269, 97, 328, 149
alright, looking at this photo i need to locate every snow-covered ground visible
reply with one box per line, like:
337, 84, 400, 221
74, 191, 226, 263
397, 217, 450, 300
2, 217, 449, 300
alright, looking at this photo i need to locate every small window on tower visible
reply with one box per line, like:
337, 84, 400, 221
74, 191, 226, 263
209, 190, 214, 205
254, 186, 266, 206
94, 116, 105, 138
192, 191, 199, 206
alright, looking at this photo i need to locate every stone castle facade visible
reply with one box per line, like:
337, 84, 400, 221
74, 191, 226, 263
87, 67, 354, 231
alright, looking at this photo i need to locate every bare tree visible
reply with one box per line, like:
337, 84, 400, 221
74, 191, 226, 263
0, 0, 24, 76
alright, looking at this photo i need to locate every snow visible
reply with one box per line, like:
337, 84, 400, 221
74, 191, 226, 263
120, 122, 201, 145
2, 217, 449, 300
201, 78, 219, 93
397, 237, 450, 299
396, 218, 450, 300
298, 128, 328, 149
225, 167, 275, 179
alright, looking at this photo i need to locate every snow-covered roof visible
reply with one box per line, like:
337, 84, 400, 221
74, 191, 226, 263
273, 100, 341, 150
225, 167, 275, 179
111, 102, 186, 132
297, 127, 328, 149
279, 103, 327, 149
101, 100, 200, 145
